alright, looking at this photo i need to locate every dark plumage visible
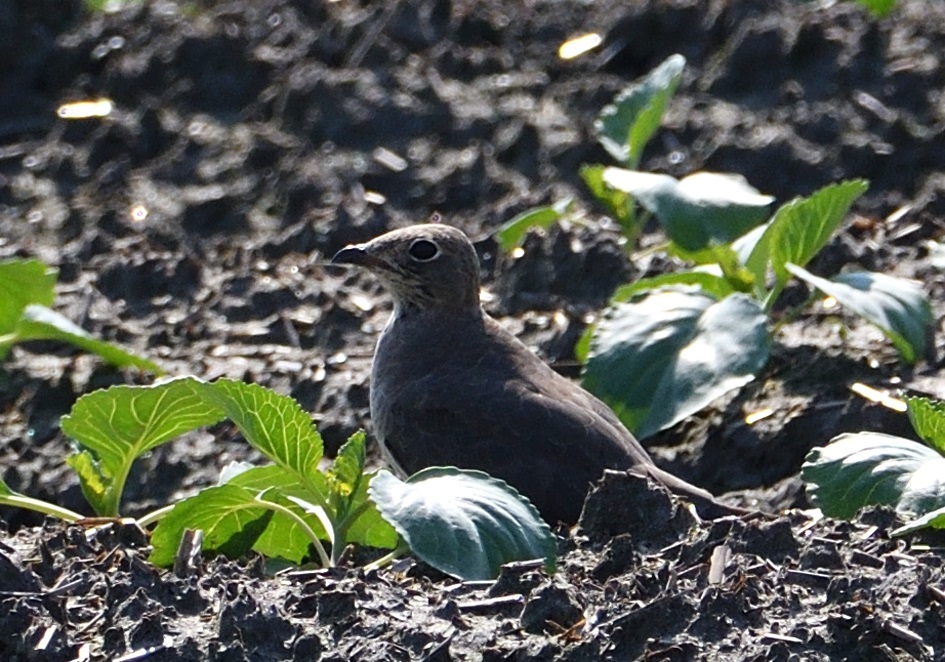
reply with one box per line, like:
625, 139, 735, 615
332, 223, 741, 524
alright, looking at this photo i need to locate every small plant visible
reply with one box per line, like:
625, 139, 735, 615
82, 0, 139, 13
499, 54, 933, 439
803, 395, 945, 536
1, 377, 555, 581
0, 258, 160, 373
852, 0, 896, 18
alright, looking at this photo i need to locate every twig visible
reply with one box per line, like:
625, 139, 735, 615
346, 1, 401, 68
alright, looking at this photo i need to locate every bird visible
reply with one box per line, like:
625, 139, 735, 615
331, 222, 743, 525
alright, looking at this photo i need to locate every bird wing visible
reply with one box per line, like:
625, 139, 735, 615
372, 365, 649, 523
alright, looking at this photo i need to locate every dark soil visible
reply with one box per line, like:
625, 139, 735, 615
2, 0, 945, 659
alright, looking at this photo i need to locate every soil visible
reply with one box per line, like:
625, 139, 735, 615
2, 0, 945, 659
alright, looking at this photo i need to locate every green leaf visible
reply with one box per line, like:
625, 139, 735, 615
602, 169, 773, 252
61, 376, 227, 516
197, 379, 324, 486
580, 165, 640, 239
0, 256, 156, 372
495, 200, 571, 251
218, 460, 257, 484
248, 500, 319, 563
197, 380, 333, 555
892, 505, 945, 537
786, 263, 933, 364
668, 243, 756, 293
66, 451, 113, 516
325, 432, 398, 552
583, 288, 770, 438
225, 463, 307, 492
7, 304, 163, 373
0, 258, 56, 336
802, 432, 945, 519
731, 221, 769, 265
225, 464, 331, 561
61, 376, 391, 563
749, 179, 868, 295
325, 431, 384, 548
596, 54, 685, 167
905, 396, 945, 455
854, 0, 896, 18
731, 222, 771, 297
342, 470, 399, 550
149, 484, 275, 566
369, 467, 556, 581
327, 431, 367, 510
62, 376, 225, 469
611, 272, 736, 302
581, 274, 743, 370
574, 324, 594, 364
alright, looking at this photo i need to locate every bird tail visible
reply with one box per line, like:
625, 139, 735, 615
635, 464, 753, 519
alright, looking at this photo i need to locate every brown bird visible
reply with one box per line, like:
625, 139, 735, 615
332, 222, 741, 525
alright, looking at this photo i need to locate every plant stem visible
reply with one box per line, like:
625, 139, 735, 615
136, 503, 175, 529
363, 540, 410, 573
101, 458, 133, 518
763, 281, 785, 315
621, 208, 650, 250
631, 239, 672, 261
0, 493, 84, 523
259, 499, 332, 567
329, 499, 376, 565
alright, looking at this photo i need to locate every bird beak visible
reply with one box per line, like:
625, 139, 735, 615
331, 244, 382, 269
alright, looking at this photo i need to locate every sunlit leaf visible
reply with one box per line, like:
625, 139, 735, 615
854, 0, 896, 18
0, 258, 158, 370
0, 476, 84, 523
786, 263, 933, 364
197, 379, 324, 485
732, 222, 771, 298
574, 324, 594, 364
748, 180, 868, 297
603, 169, 773, 252
61, 376, 226, 516
892, 505, 945, 536
596, 54, 685, 167
8, 304, 162, 372
580, 165, 639, 238
611, 272, 736, 303
342, 470, 399, 550
583, 288, 769, 438
495, 200, 571, 251
668, 243, 756, 293
0, 258, 56, 336
225, 464, 330, 560
327, 432, 366, 502
802, 432, 945, 519
370, 467, 555, 580
149, 484, 275, 566
66, 451, 112, 516
326, 431, 375, 540
905, 396, 945, 455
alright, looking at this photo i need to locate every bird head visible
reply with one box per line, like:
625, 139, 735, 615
331, 223, 482, 315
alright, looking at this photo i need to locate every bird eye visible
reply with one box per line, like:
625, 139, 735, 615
408, 239, 439, 262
